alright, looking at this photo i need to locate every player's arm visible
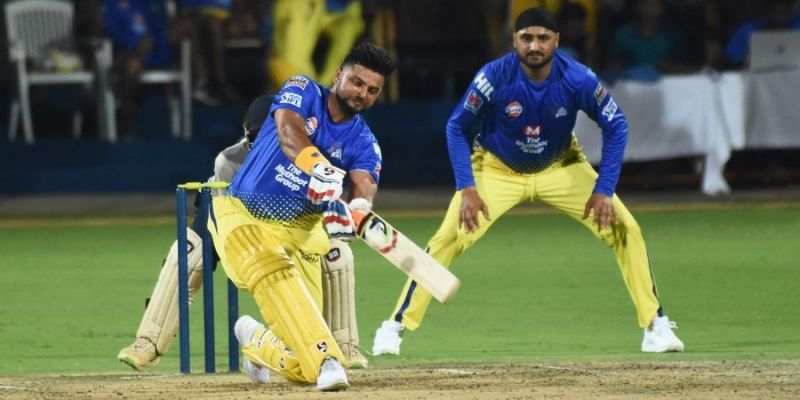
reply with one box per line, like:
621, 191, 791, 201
273, 87, 346, 205
447, 69, 494, 233
578, 73, 629, 229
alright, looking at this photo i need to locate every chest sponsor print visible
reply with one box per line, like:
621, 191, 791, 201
505, 101, 523, 118
304, 117, 318, 135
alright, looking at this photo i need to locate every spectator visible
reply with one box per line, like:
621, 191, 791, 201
724, 0, 800, 67
557, 2, 596, 66
267, 0, 365, 90
608, 0, 684, 78
177, 0, 239, 104
103, 0, 174, 138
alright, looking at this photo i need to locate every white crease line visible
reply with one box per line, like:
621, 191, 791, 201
0, 385, 39, 392
435, 368, 475, 375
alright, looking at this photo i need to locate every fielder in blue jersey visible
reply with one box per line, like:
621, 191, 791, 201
372, 8, 684, 355
208, 43, 395, 391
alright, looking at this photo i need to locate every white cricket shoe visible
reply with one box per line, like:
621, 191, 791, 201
118, 338, 160, 371
372, 320, 403, 356
234, 315, 270, 384
641, 316, 685, 353
316, 357, 349, 391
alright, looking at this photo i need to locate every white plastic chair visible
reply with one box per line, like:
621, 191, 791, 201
136, 39, 192, 141
5, 0, 115, 143
103, 0, 192, 141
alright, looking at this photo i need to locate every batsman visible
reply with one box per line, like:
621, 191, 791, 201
373, 7, 684, 355
117, 95, 370, 377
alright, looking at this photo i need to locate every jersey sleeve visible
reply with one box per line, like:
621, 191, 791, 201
447, 65, 496, 189
577, 70, 628, 196
270, 75, 318, 119
345, 132, 383, 184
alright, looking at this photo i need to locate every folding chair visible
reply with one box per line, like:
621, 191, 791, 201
5, 0, 114, 143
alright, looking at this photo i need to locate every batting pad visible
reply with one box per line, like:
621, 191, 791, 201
321, 238, 359, 364
224, 225, 345, 383
242, 325, 304, 382
136, 228, 204, 355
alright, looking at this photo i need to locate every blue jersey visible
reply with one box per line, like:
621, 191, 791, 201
180, 0, 231, 10
103, 0, 172, 68
447, 51, 628, 196
229, 75, 383, 228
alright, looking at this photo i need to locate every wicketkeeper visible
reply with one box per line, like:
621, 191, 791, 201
117, 94, 369, 375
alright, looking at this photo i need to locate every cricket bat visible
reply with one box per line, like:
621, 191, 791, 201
353, 211, 460, 303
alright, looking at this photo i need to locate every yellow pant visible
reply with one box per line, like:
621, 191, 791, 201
390, 141, 661, 329
269, 0, 364, 88
209, 196, 344, 383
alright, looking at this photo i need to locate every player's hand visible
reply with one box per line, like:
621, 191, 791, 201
459, 186, 490, 234
582, 193, 618, 230
307, 163, 346, 205
323, 199, 356, 239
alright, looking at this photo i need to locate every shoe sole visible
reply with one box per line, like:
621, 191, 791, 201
641, 345, 685, 353
118, 354, 159, 371
318, 380, 349, 392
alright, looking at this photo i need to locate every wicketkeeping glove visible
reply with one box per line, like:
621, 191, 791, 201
323, 199, 356, 239
307, 163, 346, 205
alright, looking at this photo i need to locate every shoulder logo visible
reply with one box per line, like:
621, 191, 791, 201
286, 75, 309, 90
464, 90, 483, 115
304, 117, 318, 135
593, 83, 608, 105
505, 101, 523, 118
280, 92, 302, 108
473, 72, 494, 100
601, 99, 618, 121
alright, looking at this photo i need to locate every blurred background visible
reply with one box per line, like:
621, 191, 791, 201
1, 0, 799, 204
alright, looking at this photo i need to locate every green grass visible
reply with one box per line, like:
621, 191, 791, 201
0, 207, 798, 375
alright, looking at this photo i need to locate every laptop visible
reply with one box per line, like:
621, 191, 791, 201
749, 30, 800, 71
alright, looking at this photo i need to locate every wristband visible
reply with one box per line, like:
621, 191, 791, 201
295, 146, 329, 175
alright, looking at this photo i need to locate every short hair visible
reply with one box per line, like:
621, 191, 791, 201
342, 42, 397, 77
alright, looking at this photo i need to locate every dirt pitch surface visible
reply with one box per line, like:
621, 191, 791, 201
1, 361, 798, 400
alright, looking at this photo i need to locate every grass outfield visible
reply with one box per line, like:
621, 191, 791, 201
0, 206, 798, 375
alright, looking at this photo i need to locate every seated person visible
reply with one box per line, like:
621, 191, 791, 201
103, 0, 174, 137
724, 0, 800, 67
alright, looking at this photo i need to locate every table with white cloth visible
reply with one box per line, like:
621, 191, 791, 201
574, 70, 800, 195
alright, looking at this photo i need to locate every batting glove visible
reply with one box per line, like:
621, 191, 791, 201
323, 199, 356, 239
307, 163, 346, 206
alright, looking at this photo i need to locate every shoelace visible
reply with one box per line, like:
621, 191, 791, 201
656, 320, 678, 335
133, 339, 156, 354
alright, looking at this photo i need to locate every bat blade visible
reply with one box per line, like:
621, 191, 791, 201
355, 211, 460, 303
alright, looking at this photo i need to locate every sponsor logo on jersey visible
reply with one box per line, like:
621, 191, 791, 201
328, 146, 342, 160
464, 90, 483, 114
505, 101, 523, 118
280, 92, 302, 107
286, 75, 309, 90
602, 99, 618, 121
473, 71, 495, 100
524, 125, 541, 138
304, 117, 318, 135
325, 247, 341, 262
555, 106, 567, 118
594, 83, 608, 105
372, 143, 382, 159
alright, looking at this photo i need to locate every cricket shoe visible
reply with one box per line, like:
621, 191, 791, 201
340, 343, 369, 369
234, 315, 270, 384
372, 320, 403, 356
641, 316, 685, 353
316, 357, 349, 391
118, 338, 160, 371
